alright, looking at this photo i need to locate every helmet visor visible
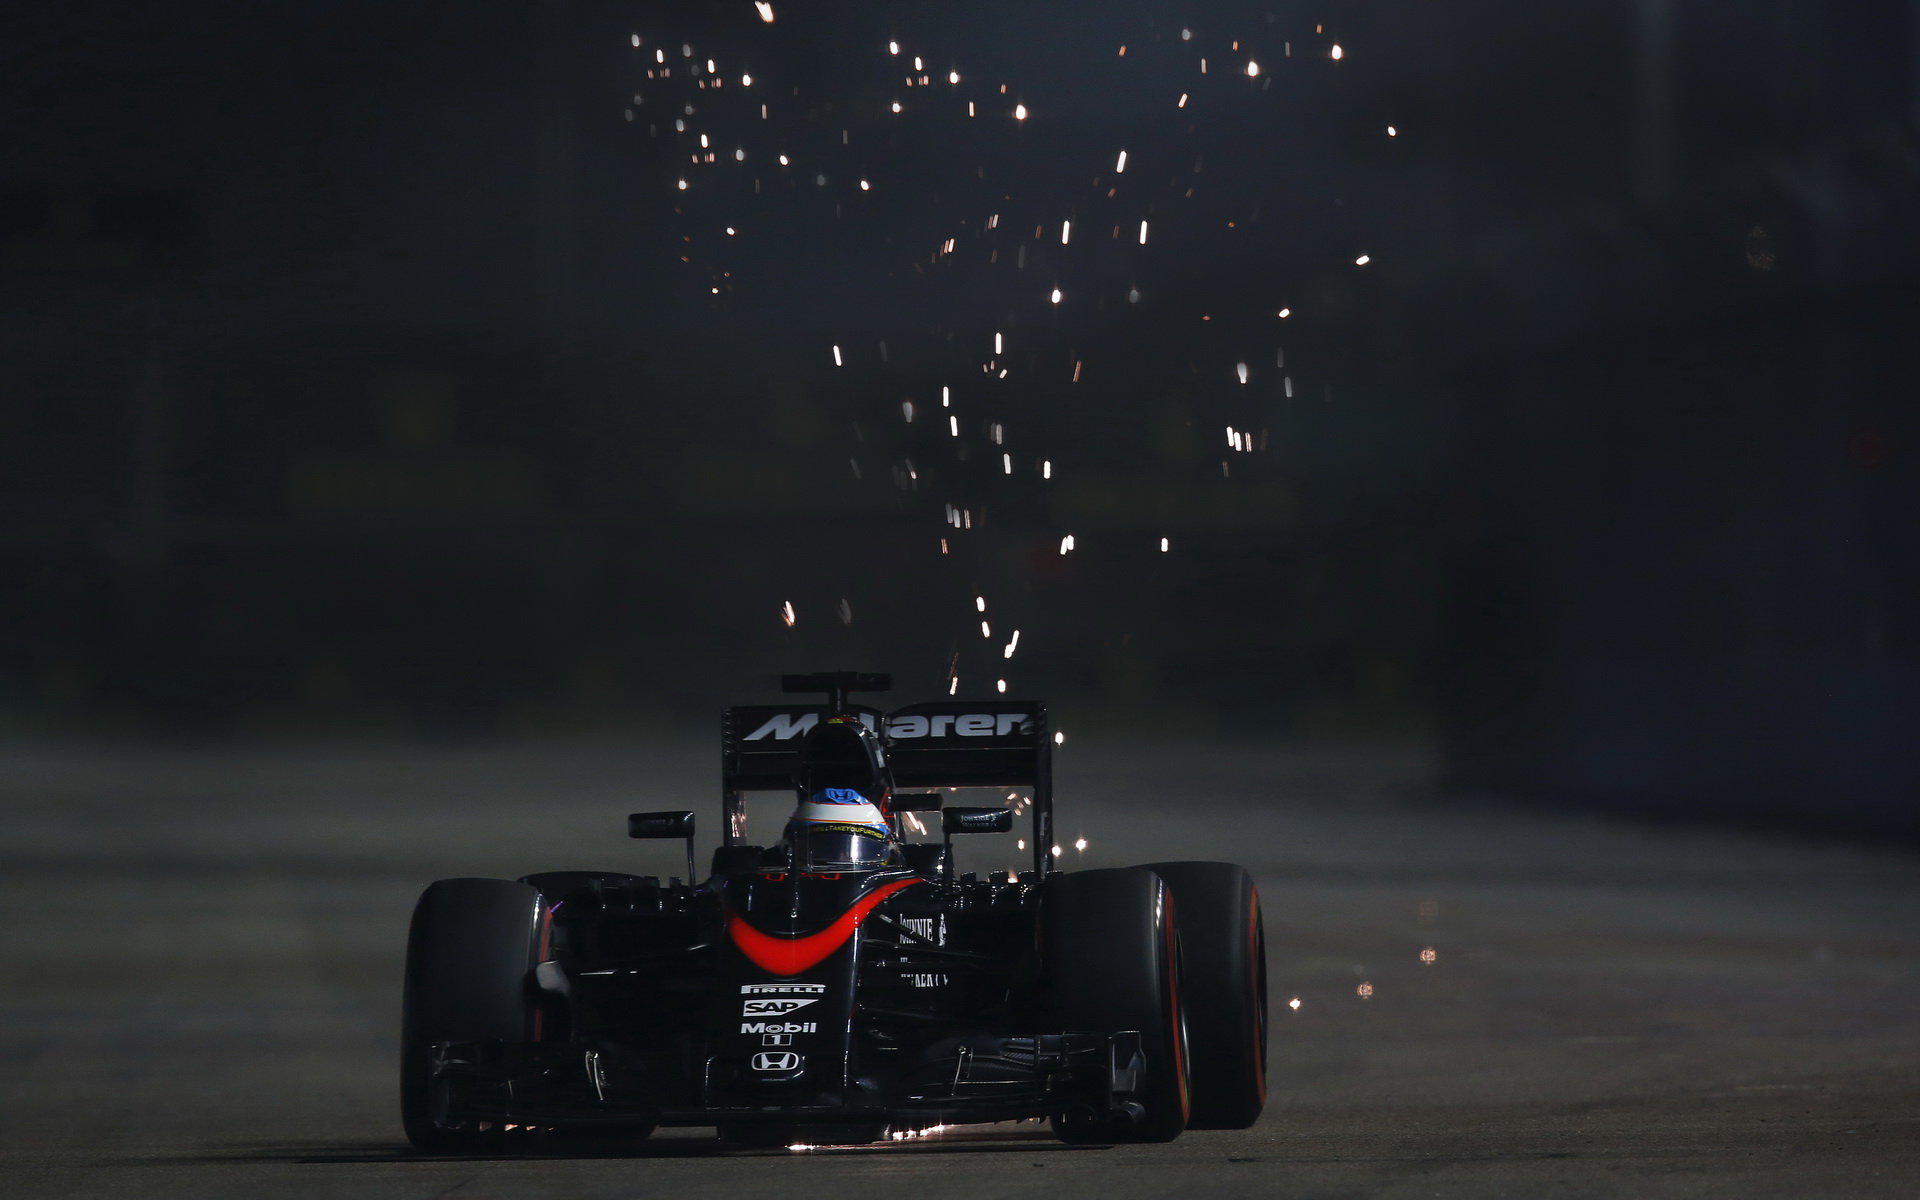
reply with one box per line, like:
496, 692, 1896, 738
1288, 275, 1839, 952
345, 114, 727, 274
788, 821, 893, 870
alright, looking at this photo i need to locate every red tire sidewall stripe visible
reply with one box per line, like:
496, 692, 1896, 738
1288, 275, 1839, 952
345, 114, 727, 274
1164, 887, 1189, 1121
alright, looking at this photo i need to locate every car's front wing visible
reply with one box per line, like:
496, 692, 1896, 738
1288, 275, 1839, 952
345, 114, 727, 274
424, 1030, 1148, 1134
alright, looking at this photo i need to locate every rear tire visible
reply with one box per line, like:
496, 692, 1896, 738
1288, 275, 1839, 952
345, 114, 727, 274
400, 878, 549, 1153
1042, 868, 1190, 1143
1142, 861, 1267, 1129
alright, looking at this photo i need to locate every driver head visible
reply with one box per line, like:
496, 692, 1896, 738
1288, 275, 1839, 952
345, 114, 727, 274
788, 716, 895, 870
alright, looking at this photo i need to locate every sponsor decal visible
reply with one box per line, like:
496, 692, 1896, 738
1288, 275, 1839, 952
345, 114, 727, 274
740, 1021, 816, 1034
814, 787, 868, 805
742, 998, 817, 1016
884, 712, 1032, 739
740, 983, 827, 995
744, 712, 878, 740
752, 1051, 802, 1071
801, 820, 889, 841
761, 1032, 794, 1046
742, 711, 1031, 741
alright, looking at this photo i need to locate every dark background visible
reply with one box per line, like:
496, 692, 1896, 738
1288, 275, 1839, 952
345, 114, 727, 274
4, 0, 1915, 834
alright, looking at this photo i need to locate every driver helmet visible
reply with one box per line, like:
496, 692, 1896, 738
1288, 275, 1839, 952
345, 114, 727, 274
787, 716, 897, 870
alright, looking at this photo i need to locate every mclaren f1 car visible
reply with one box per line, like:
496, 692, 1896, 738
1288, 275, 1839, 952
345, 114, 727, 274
400, 672, 1267, 1149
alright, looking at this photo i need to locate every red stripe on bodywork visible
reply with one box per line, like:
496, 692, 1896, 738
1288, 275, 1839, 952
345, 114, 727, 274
727, 878, 922, 976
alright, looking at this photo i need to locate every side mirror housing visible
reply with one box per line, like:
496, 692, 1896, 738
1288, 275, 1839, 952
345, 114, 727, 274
629, 810, 695, 839
891, 792, 943, 813
628, 810, 696, 883
942, 806, 1012, 835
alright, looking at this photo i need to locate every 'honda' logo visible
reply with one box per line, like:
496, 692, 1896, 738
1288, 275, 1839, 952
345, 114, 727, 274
752, 1051, 801, 1071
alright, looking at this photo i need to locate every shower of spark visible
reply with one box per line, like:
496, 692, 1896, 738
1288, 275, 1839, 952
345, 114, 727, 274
624, 10, 1376, 696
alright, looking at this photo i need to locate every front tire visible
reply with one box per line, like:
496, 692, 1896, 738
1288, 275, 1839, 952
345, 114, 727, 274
1042, 868, 1190, 1143
400, 877, 549, 1152
1142, 861, 1267, 1129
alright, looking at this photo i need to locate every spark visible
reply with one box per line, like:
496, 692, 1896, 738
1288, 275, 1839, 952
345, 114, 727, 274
1002, 453, 1012, 474
891, 101, 902, 114
1288, 997, 1302, 1011
1420, 947, 1437, 964
980, 621, 991, 638
1355, 254, 1370, 266
997, 679, 1007, 694
1386, 125, 1397, 136
913, 56, 923, 71
949, 677, 959, 696
948, 71, 960, 84
901, 400, 914, 422
832, 344, 843, 366
1004, 629, 1020, 657
1042, 460, 1051, 479
888, 40, 900, 55
778, 154, 789, 165
1073, 837, 1087, 852
1246, 60, 1260, 77
1236, 362, 1250, 384
1277, 307, 1291, 318
860, 179, 871, 190
837, 599, 853, 625
942, 386, 951, 407
754, 1, 774, 22
994, 331, 1003, 354
1114, 149, 1128, 173
1013, 103, 1028, 121
1054, 731, 1065, 745
1017, 839, 1026, 850
676, 178, 688, 190
949, 415, 959, 436
1059, 533, 1075, 555
1181, 27, 1192, 40
1177, 92, 1188, 108
1357, 981, 1373, 999
975, 596, 987, 612
1050, 845, 1063, 858
630, 34, 640, 47
1330, 44, 1344, 60
1160, 537, 1170, 552
1060, 220, 1071, 244
781, 601, 796, 627
1050, 288, 1062, 304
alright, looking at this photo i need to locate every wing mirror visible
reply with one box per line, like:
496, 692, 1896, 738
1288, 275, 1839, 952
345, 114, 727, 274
629, 810, 696, 883
942, 806, 1012, 835
891, 792, 943, 813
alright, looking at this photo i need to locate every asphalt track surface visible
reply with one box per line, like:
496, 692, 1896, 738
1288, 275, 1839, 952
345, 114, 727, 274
4, 737, 1918, 1199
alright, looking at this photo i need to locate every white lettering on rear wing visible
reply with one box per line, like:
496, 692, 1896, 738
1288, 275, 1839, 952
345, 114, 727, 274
742, 711, 1032, 741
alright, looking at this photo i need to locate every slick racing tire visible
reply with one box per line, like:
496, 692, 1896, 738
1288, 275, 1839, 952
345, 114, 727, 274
1141, 861, 1267, 1129
1043, 867, 1190, 1144
401, 877, 551, 1153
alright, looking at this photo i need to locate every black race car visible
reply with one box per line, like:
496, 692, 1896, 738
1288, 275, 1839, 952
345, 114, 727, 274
401, 672, 1267, 1149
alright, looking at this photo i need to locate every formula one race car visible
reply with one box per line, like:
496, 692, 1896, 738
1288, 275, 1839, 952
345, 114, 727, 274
401, 673, 1266, 1149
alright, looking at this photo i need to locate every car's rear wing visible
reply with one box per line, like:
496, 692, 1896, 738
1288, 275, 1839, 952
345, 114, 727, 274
719, 700, 1055, 875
